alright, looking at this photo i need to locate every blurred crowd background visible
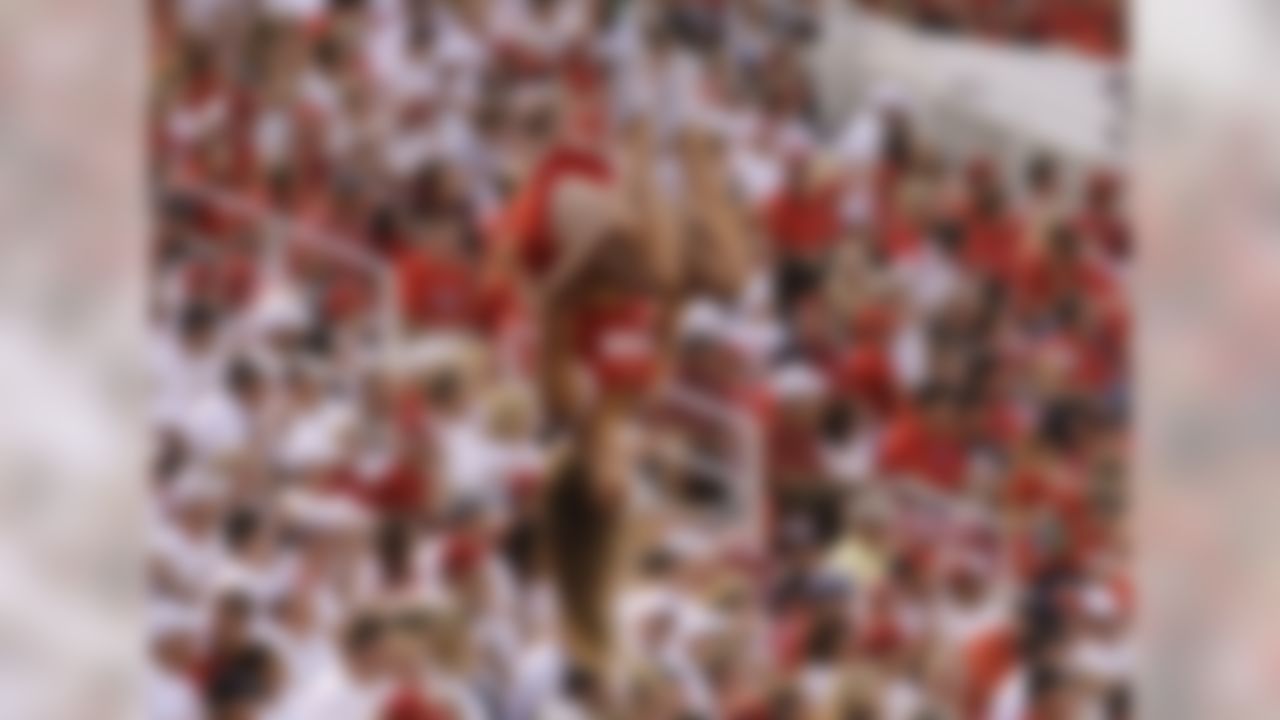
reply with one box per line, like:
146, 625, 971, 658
853, 0, 1123, 57
147, 1, 1131, 718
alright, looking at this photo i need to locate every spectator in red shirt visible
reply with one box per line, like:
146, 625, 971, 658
396, 218, 480, 331
1076, 169, 1129, 260
1013, 223, 1116, 321
965, 181, 1025, 286
835, 304, 900, 420
767, 150, 843, 313
879, 384, 970, 492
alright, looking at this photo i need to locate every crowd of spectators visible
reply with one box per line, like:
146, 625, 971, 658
853, 0, 1125, 58
148, 0, 1131, 718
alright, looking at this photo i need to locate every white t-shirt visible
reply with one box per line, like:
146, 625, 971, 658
893, 244, 965, 318
166, 90, 230, 151
882, 676, 928, 720
836, 110, 885, 173
731, 143, 785, 204
266, 624, 338, 694
263, 0, 325, 22
509, 640, 565, 720
889, 319, 930, 393
437, 14, 489, 77
151, 334, 226, 429
371, 10, 489, 111
1070, 633, 1133, 685
174, 0, 232, 33
275, 661, 391, 720
149, 518, 221, 602
277, 399, 356, 472
435, 416, 509, 508
933, 593, 1010, 657
428, 673, 488, 720
209, 550, 292, 607
824, 432, 877, 486
490, 0, 591, 60
182, 389, 251, 464
986, 666, 1026, 720
144, 663, 203, 720
797, 663, 840, 712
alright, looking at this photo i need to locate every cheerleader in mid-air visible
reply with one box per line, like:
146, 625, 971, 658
487, 75, 745, 689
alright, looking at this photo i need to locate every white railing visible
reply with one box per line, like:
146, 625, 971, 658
660, 385, 766, 554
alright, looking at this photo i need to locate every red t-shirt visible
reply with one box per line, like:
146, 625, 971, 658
834, 344, 897, 417
965, 212, 1024, 283
878, 206, 923, 260
1041, 324, 1120, 393
324, 271, 375, 322
765, 184, 842, 258
1012, 253, 1116, 318
358, 459, 430, 517
1076, 210, 1128, 259
382, 686, 454, 720
395, 248, 478, 329
878, 413, 967, 492
184, 250, 257, 309
1007, 461, 1099, 576
766, 419, 824, 484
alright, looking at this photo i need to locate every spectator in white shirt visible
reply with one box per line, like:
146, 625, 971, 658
275, 613, 394, 720
145, 603, 205, 720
